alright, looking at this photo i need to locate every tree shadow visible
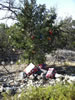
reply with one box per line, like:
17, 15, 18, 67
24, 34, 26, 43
0, 49, 21, 65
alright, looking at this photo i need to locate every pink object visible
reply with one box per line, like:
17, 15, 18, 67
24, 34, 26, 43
46, 68, 56, 79
24, 63, 38, 76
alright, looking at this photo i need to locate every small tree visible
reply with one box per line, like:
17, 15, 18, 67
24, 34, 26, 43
1, 0, 60, 64
12, 0, 59, 64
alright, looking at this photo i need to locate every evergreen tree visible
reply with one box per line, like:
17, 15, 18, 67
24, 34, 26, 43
7, 0, 60, 64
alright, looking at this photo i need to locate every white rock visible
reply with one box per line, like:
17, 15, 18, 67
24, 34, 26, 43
18, 72, 24, 80
0, 86, 4, 92
69, 76, 75, 82
56, 78, 60, 82
9, 80, 14, 83
27, 80, 33, 87
55, 73, 63, 78
20, 84, 25, 88
65, 75, 69, 80
29, 75, 34, 80
49, 79, 55, 85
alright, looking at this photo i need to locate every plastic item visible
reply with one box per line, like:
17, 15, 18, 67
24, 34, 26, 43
46, 68, 56, 79
24, 63, 38, 75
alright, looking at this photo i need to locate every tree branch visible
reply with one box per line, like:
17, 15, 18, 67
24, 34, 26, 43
0, 0, 21, 20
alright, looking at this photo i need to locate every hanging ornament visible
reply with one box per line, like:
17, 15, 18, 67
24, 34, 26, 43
40, 34, 43, 40
32, 50, 36, 54
21, 29, 24, 32
49, 30, 53, 35
47, 37, 51, 40
31, 45, 33, 48
31, 36, 35, 40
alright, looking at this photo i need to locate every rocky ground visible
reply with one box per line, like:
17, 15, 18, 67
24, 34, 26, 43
0, 49, 75, 99
0, 63, 75, 99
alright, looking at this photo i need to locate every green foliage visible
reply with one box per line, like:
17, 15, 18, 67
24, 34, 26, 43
2, 83, 75, 100
7, 24, 23, 49
6, 0, 59, 64
0, 0, 75, 64
56, 17, 75, 50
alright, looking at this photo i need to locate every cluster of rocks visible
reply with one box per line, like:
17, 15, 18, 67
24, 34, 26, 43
0, 66, 75, 97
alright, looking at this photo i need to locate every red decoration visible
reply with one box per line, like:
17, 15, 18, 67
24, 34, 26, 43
31, 36, 35, 40
49, 30, 52, 35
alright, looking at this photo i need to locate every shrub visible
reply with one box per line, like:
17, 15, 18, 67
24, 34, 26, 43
2, 83, 75, 100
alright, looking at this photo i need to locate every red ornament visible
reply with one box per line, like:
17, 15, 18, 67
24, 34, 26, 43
49, 30, 52, 35
31, 36, 35, 40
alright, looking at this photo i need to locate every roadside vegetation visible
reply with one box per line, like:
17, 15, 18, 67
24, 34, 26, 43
2, 83, 75, 100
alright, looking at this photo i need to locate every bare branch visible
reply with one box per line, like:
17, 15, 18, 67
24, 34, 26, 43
0, 3, 20, 16
0, 0, 21, 20
0, 3, 21, 10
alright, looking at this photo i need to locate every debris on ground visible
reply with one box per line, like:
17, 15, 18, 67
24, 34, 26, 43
0, 63, 75, 98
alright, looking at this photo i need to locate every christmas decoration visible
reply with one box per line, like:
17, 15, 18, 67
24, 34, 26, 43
47, 37, 51, 40
31, 36, 35, 40
40, 34, 43, 40
30, 45, 33, 48
11, 0, 59, 64
32, 50, 36, 54
49, 30, 53, 35
21, 29, 24, 31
